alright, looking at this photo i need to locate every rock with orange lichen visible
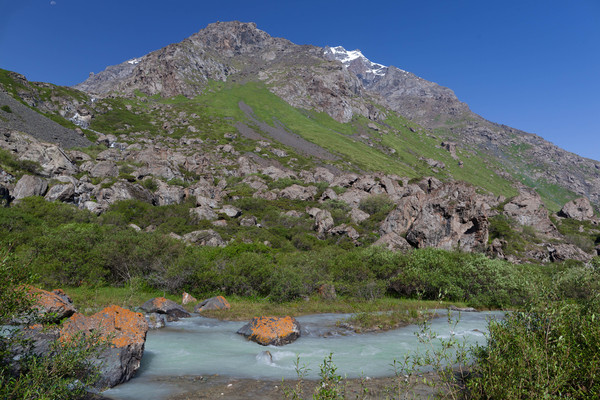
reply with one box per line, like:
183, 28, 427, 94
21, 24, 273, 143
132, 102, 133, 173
140, 296, 190, 321
237, 316, 301, 346
13, 286, 76, 323
194, 295, 230, 312
51, 288, 73, 304
60, 305, 149, 388
182, 292, 198, 305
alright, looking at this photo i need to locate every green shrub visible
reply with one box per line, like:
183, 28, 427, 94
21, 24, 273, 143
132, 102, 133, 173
1, 104, 12, 113
141, 178, 158, 192
468, 298, 600, 399
0, 148, 40, 175
389, 248, 541, 307
358, 194, 395, 216
0, 251, 105, 400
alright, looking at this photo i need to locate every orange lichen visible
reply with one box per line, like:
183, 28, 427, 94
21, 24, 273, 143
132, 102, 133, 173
182, 292, 198, 305
247, 316, 298, 345
214, 296, 231, 309
61, 305, 148, 348
153, 297, 168, 308
24, 286, 75, 315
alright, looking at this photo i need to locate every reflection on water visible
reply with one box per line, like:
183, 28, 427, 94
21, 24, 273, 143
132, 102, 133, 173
104, 310, 503, 400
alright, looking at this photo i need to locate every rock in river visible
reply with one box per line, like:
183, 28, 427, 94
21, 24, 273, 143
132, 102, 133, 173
141, 297, 191, 321
237, 316, 301, 346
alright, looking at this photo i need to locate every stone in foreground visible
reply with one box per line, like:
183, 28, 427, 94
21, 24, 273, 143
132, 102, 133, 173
141, 297, 191, 321
60, 305, 149, 389
194, 295, 231, 312
237, 316, 301, 346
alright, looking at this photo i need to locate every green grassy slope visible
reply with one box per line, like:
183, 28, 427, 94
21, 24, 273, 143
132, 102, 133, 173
90, 81, 519, 198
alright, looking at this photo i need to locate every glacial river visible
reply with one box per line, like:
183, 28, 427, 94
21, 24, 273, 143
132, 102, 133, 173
104, 310, 503, 400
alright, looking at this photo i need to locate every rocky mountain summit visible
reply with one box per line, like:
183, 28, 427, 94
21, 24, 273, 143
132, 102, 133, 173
73, 21, 600, 206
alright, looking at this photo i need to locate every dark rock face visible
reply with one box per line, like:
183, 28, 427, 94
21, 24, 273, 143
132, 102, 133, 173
140, 297, 191, 321
380, 181, 491, 252
60, 305, 149, 389
368, 66, 470, 122
237, 316, 301, 346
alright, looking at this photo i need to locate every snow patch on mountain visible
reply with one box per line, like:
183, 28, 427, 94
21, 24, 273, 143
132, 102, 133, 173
323, 46, 389, 78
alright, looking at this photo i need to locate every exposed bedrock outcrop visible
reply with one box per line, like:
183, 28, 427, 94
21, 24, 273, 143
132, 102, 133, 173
380, 181, 491, 252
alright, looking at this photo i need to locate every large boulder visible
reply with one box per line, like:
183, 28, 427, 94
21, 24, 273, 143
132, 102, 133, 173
338, 188, 370, 208
190, 206, 219, 221
503, 189, 559, 237
373, 232, 413, 251
349, 207, 370, 223
13, 175, 48, 200
140, 297, 190, 321
154, 182, 185, 206
381, 182, 490, 252
313, 209, 334, 235
279, 184, 318, 201
220, 205, 242, 218
380, 191, 426, 235
182, 229, 226, 247
44, 183, 75, 202
405, 183, 489, 251
237, 316, 301, 346
547, 243, 593, 262
0, 130, 77, 176
558, 197, 596, 222
89, 161, 119, 178
96, 181, 154, 206
194, 296, 231, 312
60, 305, 149, 388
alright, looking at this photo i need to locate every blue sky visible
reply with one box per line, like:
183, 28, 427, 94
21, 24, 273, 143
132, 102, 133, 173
1, 0, 599, 161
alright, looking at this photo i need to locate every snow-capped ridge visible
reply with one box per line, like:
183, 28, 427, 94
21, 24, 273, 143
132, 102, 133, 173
323, 45, 389, 80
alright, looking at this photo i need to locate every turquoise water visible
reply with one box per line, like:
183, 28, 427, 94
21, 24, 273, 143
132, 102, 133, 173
104, 310, 502, 400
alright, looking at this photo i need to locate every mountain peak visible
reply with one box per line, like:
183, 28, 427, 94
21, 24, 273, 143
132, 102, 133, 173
324, 45, 388, 85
